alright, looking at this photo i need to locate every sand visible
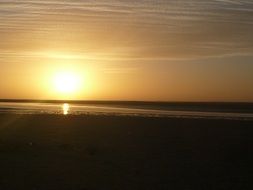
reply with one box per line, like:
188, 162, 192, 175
0, 114, 252, 190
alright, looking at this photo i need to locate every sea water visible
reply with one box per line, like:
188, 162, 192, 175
0, 101, 252, 120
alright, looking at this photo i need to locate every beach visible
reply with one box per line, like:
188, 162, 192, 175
0, 114, 252, 190
1, 0, 253, 189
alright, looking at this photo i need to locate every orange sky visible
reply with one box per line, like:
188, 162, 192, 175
0, 0, 253, 101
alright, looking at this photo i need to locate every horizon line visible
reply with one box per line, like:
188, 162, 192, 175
0, 99, 252, 104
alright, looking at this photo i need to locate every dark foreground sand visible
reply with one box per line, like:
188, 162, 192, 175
0, 114, 252, 190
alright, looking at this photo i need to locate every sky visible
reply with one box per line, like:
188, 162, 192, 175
0, 0, 253, 101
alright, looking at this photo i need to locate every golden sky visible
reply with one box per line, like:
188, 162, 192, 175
0, 0, 253, 101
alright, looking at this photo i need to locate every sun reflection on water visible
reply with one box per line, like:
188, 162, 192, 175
62, 103, 70, 115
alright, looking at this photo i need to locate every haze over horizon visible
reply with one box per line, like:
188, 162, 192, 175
1, 0, 253, 102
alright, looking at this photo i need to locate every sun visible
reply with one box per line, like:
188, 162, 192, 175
54, 71, 81, 94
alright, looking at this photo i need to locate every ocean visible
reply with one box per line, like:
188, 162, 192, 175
0, 101, 252, 120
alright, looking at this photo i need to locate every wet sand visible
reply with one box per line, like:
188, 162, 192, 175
0, 114, 252, 190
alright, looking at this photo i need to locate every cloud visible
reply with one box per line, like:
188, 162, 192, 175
0, 0, 253, 60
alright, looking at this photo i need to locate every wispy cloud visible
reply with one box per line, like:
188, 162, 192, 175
0, 0, 253, 60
